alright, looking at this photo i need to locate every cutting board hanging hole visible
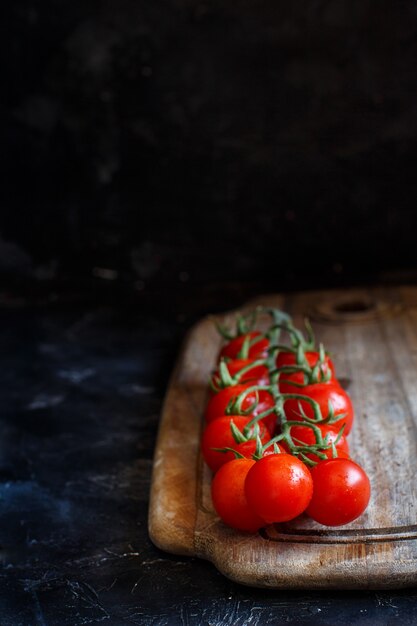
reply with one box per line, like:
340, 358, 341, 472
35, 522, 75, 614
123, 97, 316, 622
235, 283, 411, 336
312, 292, 401, 324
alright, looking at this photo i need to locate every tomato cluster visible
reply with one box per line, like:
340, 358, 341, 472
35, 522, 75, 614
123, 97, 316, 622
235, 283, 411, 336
201, 308, 371, 532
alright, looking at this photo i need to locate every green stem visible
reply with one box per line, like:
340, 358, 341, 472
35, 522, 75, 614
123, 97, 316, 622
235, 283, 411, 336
236, 332, 266, 359
212, 306, 342, 466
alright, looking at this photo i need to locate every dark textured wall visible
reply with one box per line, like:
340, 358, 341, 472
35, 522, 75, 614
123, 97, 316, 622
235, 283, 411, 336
2, 1, 417, 291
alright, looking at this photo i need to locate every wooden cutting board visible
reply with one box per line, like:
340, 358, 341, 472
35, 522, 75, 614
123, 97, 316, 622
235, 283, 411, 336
148, 286, 417, 589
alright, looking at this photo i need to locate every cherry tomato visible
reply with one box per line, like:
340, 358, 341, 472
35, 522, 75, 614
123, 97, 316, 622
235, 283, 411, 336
219, 331, 269, 361
201, 415, 270, 473
284, 424, 350, 463
244, 454, 313, 523
306, 458, 371, 526
280, 381, 354, 435
210, 359, 269, 394
205, 383, 276, 434
211, 458, 265, 532
276, 350, 336, 385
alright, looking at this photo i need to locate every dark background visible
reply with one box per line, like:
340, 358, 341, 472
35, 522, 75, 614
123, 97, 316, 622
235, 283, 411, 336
2, 0, 417, 302
2, 2, 417, 625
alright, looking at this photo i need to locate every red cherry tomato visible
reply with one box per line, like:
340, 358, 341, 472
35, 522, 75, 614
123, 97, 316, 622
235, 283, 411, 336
276, 350, 336, 385
284, 424, 350, 463
205, 383, 276, 434
211, 458, 265, 532
244, 454, 313, 523
210, 359, 269, 394
306, 458, 371, 526
219, 331, 269, 361
280, 381, 354, 435
201, 415, 270, 473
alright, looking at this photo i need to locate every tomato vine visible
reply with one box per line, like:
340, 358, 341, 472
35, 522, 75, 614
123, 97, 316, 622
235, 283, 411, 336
201, 307, 371, 531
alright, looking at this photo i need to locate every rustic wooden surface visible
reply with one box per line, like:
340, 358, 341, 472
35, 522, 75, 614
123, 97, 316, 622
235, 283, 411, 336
149, 286, 417, 589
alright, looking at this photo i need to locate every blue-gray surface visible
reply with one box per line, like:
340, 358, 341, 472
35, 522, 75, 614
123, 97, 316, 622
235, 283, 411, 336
0, 301, 416, 626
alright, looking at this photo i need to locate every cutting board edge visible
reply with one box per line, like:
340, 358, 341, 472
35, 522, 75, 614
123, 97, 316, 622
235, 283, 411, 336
148, 286, 417, 589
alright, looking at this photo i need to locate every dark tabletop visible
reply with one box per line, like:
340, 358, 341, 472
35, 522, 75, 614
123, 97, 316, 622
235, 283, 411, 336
0, 283, 416, 626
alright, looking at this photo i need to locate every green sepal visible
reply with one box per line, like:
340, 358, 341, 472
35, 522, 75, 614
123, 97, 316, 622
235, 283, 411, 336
213, 319, 235, 341
237, 334, 252, 359
303, 317, 316, 350
229, 419, 248, 444
253, 433, 264, 459
213, 446, 245, 459
218, 359, 235, 387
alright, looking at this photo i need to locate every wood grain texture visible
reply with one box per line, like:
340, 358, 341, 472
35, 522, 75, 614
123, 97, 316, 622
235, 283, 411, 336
148, 287, 417, 589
